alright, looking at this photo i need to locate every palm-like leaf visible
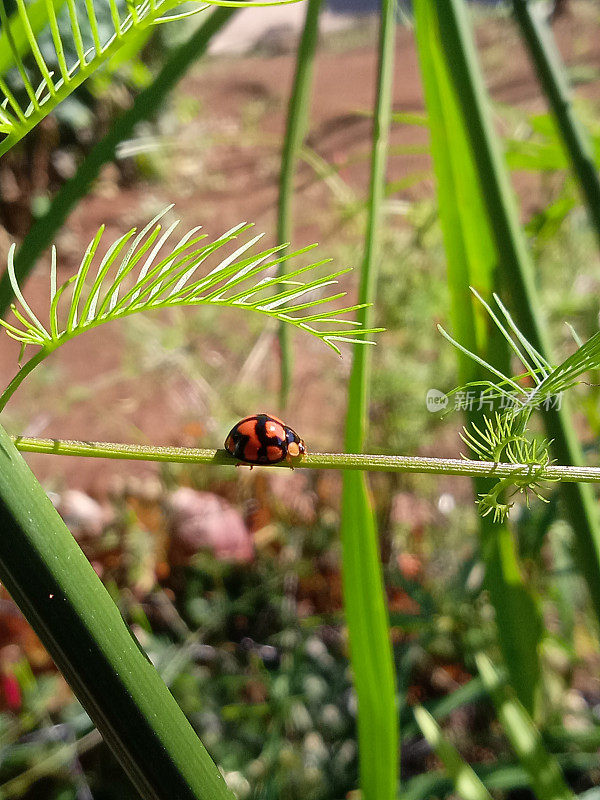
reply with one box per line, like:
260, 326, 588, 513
0, 206, 380, 408
0, 0, 300, 157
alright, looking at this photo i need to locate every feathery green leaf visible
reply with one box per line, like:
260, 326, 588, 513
0, 207, 379, 410
0, 0, 303, 155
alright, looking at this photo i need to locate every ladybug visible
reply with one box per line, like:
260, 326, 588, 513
224, 413, 306, 467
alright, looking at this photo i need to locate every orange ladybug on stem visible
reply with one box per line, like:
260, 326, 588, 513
224, 413, 306, 467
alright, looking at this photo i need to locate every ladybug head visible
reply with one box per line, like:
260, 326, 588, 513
286, 438, 306, 459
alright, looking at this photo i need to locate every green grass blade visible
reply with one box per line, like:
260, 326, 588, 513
480, 523, 543, 715
340, 0, 397, 798
413, 0, 543, 716
0, 6, 237, 317
512, 0, 600, 250
428, 0, 600, 647
414, 706, 493, 800
276, 0, 322, 407
0, 423, 235, 800
477, 654, 576, 800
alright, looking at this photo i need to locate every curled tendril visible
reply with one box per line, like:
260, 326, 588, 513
461, 413, 558, 522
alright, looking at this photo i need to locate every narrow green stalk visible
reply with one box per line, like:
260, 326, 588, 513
11, 435, 600, 483
0, 6, 237, 316
0, 423, 234, 800
340, 0, 397, 798
276, 0, 322, 407
434, 0, 600, 627
345, 3, 395, 448
512, 0, 600, 248
0, 349, 49, 410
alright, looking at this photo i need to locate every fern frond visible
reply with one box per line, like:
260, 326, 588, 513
0, 0, 303, 156
0, 206, 380, 409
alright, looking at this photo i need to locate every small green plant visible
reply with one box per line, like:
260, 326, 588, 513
460, 412, 556, 522
438, 289, 600, 521
438, 288, 600, 521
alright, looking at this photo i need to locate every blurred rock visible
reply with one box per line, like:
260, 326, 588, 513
303, 731, 328, 767
305, 636, 335, 670
397, 552, 422, 581
258, 644, 280, 670
288, 701, 312, 735
223, 770, 250, 800
564, 689, 592, 732
165, 488, 253, 565
55, 490, 108, 541
303, 674, 328, 704
334, 739, 356, 771
51, 149, 77, 180
437, 492, 456, 515
390, 492, 434, 529
319, 704, 345, 738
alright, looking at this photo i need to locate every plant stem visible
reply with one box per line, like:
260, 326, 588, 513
0, 5, 237, 316
277, 0, 322, 408
0, 349, 50, 411
512, 0, 600, 249
341, 0, 397, 797
0, 423, 234, 800
11, 434, 600, 482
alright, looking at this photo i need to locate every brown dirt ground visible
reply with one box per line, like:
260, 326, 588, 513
1, 4, 599, 493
